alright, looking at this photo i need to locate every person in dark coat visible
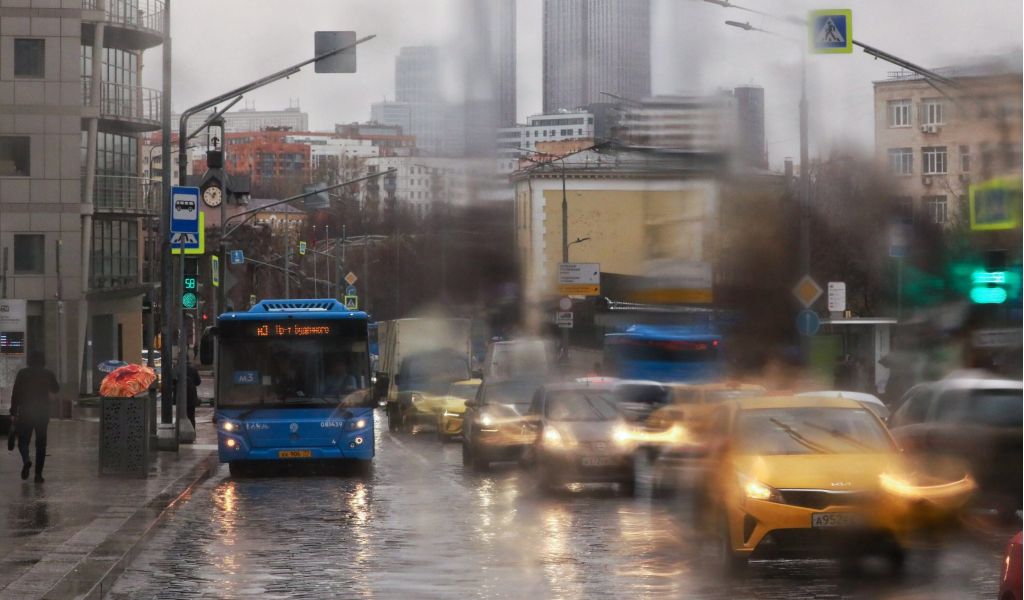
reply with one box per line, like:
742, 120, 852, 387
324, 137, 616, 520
173, 362, 202, 430
10, 351, 60, 482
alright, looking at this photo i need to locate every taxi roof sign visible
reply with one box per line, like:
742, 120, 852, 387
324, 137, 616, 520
809, 9, 853, 54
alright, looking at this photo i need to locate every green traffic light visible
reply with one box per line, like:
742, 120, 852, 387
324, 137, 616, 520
970, 286, 1008, 304
182, 291, 198, 309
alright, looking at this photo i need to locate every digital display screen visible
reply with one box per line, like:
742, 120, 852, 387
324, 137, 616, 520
253, 323, 338, 337
0, 331, 25, 354
184, 277, 197, 291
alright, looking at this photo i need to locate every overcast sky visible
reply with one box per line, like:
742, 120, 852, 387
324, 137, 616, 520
145, 0, 1022, 168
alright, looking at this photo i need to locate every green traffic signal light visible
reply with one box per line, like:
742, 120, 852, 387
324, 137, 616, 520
182, 291, 198, 309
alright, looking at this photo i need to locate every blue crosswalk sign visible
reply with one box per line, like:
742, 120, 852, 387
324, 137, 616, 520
810, 9, 852, 54
230, 250, 245, 265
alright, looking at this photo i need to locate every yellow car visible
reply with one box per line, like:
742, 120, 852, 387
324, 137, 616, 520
649, 382, 767, 437
430, 379, 482, 442
699, 395, 975, 571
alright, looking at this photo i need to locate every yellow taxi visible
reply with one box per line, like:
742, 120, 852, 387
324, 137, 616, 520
699, 395, 975, 570
648, 382, 767, 437
431, 379, 482, 442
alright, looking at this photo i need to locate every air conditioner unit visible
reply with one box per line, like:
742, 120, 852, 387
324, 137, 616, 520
922, 175, 933, 186
922, 124, 940, 134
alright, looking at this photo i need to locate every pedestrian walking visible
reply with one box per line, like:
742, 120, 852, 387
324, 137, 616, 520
173, 361, 201, 430
10, 351, 60, 483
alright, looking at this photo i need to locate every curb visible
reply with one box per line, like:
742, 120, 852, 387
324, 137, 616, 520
41, 451, 221, 600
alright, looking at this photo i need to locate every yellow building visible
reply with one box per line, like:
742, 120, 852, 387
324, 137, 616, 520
511, 153, 719, 331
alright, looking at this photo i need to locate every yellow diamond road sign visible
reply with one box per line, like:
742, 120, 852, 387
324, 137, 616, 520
793, 275, 823, 308
344, 272, 358, 286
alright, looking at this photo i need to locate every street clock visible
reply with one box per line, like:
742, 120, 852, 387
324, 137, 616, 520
202, 183, 223, 208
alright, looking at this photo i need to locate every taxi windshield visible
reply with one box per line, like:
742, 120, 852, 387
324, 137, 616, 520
736, 407, 894, 455
545, 391, 620, 422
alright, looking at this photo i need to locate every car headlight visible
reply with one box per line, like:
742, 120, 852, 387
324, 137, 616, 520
741, 475, 783, 503
409, 393, 422, 403
542, 427, 575, 448
612, 425, 633, 447
479, 413, 494, 427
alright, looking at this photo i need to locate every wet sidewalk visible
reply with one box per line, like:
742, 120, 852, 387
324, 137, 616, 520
0, 406, 219, 600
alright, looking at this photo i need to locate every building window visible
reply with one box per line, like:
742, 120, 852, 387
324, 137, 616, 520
895, 196, 914, 222
959, 145, 970, 172
921, 98, 944, 125
14, 39, 45, 78
924, 195, 947, 224
91, 219, 139, 289
888, 99, 912, 127
0, 136, 31, 176
922, 146, 947, 174
14, 235, 45, 274
888, 148, 913, 175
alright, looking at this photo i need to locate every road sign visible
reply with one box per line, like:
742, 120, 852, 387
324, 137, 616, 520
171, 212, 205, 255
969, 177, 1022, 231
556, 311, 573, 328
345, 284, 357, 296
809, 9, 852, 54
558, 297, 572, 311
343, 295, 359, 310
298, 241, 307, 256
796, 309, 821, 336
249, 294, 257, 308
792, 275, 823, 308
211, 255, 220, 288
345, 272, 358, 285
230, 250, 244, 265
171, 186, 200, 235
558, 263, 600, 296
827, 282, 846, 312
314, 31, 357, 73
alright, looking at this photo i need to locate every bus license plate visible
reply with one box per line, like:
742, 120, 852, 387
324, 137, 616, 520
812, 512, 863, 528
278, 450, 312, 459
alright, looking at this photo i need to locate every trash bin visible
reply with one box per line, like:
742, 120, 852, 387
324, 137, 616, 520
99, 394, 151, 477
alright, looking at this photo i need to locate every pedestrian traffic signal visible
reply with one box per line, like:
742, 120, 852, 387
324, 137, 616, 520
182, 291, 198, 309
182, 257, 199, 309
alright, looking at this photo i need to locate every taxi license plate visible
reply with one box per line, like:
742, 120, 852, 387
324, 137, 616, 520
278, 450, 312, 459
581, 456, 618, 467
811, 512, 863, 528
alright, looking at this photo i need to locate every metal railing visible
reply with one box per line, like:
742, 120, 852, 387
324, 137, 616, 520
93, 175, 160, 214
82, 77, 162, 125
82, 0, 166, 37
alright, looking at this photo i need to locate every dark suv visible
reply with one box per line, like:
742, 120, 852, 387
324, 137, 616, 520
462, 378, 542, 471
889, 374, 1022, 517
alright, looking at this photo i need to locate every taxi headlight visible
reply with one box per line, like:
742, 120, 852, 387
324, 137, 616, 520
741, 476, 783, 503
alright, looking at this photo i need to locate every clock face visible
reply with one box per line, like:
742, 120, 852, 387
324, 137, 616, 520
203, 186, 223, 207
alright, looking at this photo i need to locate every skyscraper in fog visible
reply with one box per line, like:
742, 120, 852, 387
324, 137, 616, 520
733, 85, 767, 168
496, 0, 517, 126
543, 0, 651, 113
396, 46, 441, 103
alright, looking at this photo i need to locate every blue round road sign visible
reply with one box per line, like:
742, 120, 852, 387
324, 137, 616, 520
796, 309, 821, 336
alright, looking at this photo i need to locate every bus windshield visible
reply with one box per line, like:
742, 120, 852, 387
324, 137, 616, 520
218, 322, 371, 409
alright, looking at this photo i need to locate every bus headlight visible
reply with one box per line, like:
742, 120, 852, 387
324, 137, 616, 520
350, 418, 367, 430
221, 421, 237, 432
225, 438, 238, 449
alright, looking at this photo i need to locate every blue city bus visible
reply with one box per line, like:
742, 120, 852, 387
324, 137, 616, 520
215, 299, 374, 475
603, 324, 723, 383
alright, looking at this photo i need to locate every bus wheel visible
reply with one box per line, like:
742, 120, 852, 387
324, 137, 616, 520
228, 462, 251, 477
352, 460, 373, 479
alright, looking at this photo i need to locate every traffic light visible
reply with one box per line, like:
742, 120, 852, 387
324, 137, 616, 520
182, 257, 199, 309
969, 250, 1015, 304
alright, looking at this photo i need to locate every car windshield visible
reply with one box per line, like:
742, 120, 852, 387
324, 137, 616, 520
965, 389, 1022, 427
401, 352, 470, 384
736, 407, 895, 455
449, 382, 481, 401
545, 391, 620, 422
613, 383, 669, 406
483, 380, 540, 408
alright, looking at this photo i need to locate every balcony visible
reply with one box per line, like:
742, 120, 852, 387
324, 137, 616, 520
81, 0, 165, 51
93, 175, 159, 215
82, 78, 162, 132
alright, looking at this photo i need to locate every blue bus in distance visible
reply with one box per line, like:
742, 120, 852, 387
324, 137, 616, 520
215, 299, 374, 475
603, 324, 723, 383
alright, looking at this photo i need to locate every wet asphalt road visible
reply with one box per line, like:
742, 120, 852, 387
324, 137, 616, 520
108, 410, 1015, 599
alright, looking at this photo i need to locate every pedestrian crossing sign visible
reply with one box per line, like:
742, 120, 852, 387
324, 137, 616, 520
343, 295, 358, 310
809, 9, 852, 54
